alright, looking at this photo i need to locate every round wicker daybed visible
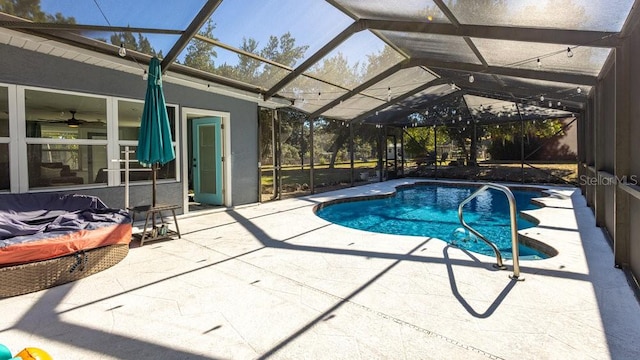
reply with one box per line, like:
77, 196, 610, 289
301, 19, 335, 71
0, 193, 132, 298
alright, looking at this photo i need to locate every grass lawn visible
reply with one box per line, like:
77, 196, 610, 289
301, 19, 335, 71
261, 161, 378, 187
260, 160, 578, 201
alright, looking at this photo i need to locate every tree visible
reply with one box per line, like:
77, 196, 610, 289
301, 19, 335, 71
261, 32, 308, 67
311, 52, 360, 89
283, 110, 309, 168
404, 125, 451, 157
365, 45, 403, 77
183, 19, 218, 72
111, 32, 163, 58
313, 118, 351, 168
0, 0, 169, 57
244, 32, 309, 166
260, 107, 310, 168
0, 0, 75, 23
314, 45, 401, 168
486, 118, 566, 160
257, 32, 308, 87
234, 37, 261, 83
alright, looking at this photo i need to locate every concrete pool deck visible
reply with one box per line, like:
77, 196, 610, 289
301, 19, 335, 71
1, 179, 639, 359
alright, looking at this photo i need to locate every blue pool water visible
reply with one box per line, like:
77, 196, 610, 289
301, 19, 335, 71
315, 184, 548, 259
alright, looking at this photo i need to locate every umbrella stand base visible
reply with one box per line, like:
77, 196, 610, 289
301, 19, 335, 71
129, 204, 181, 246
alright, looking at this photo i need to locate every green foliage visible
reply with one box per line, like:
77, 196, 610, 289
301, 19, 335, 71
310, 52, 361, 88
185, 24, 309, 84
487, 119, 564, 142
260, 107, 310, 166
111, 32, 163, 58
261, 32, 307, 67
365, 45, 402, 76
183, 19, 218, 72
486, 119, 566, 160
0, 0, 75, 23
404, 126, 451, 156
0, 0, 169, 57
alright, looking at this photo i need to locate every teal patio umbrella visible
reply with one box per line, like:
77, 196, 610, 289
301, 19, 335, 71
137, 57, 175, 207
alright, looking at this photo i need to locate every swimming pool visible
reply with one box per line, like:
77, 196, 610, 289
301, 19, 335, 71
315, 183, 549, 259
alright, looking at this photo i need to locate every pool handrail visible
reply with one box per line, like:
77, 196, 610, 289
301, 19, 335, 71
457, 183, 522, 280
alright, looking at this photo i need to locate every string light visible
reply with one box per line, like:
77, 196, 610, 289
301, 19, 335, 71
566, 47, 574, 58
112, 17, 589, 128
259, 42, 590, 120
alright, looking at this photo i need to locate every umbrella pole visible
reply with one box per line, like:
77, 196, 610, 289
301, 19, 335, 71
152, 163, 157, 208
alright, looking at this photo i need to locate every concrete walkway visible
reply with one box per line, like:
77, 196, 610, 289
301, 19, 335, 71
1, 179, 639, 359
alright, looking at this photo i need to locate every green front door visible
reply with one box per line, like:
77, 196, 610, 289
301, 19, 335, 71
192, 117, 223, 205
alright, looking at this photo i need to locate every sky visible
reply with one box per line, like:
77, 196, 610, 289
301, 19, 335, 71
36, 0, 634, 69
38, 0, 375, 67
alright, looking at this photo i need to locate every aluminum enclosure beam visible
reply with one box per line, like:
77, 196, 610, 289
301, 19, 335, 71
161, 0, 223, 72
351, 77, 451, 124
417, 60, 597, 86
363, 20, 621, 48
264, 21, 366, 100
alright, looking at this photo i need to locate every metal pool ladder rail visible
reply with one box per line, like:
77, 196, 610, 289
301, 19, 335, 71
457, 183, 523, 280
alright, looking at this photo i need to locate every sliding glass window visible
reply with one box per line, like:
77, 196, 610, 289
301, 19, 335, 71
24, 89, 108, 189
0, 86, 9, 191
117, 99, 177, 183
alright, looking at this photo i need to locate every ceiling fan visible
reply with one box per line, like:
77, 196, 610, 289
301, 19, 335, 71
61, 110, 86, 127
47, 110, 98, 127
